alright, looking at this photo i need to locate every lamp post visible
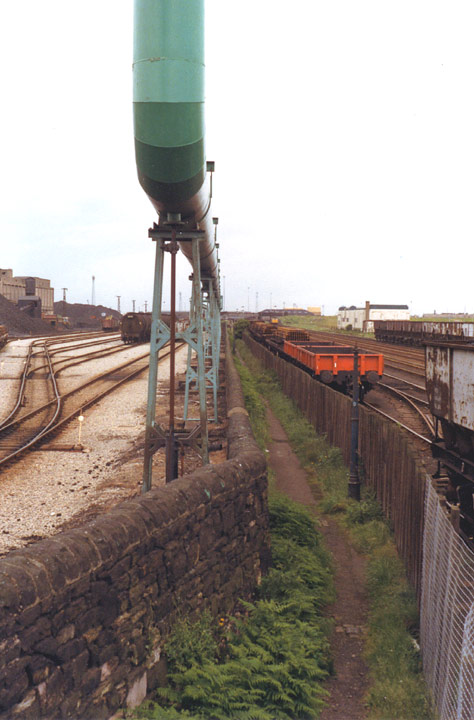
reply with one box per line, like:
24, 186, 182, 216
348, 348, 360, 500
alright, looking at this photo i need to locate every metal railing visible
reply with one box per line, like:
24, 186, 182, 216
421, 480, 474, 720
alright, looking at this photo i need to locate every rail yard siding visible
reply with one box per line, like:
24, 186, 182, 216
0, 342, 270, 719
246, 333, 426, 597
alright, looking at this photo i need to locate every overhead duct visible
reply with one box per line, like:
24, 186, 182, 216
133, 0, 219, 294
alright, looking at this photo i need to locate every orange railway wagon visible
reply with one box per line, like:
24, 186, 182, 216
283, 341, 384, 396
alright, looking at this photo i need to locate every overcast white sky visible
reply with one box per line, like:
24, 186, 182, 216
1, 1, 473, 316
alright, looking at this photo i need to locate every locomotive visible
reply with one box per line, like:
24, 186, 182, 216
249, 321, 384, 399
425, 341, 474, 543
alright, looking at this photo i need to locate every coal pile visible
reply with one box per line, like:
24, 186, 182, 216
54, 301, 121, 329
0, 294, 59, 336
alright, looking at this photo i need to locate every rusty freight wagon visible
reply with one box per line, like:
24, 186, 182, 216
102, 315, 121, 332
425, 341, 474, 543
375, 319, 474, 346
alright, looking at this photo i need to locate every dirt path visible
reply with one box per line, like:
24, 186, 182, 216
266, 405, 370, 719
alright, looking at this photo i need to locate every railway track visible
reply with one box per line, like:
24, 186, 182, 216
1, 334, 125, 427
0, 336, 175, 469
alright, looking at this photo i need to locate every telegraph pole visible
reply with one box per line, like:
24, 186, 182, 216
91, 276, 95, 306
116, 296, 121, 314
132, 299, 136, 312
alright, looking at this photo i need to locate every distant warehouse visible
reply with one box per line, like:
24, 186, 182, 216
338, 301, 410, 332
0, 268, 54, 315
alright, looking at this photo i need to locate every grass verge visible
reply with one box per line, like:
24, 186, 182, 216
235, 340, 434, 720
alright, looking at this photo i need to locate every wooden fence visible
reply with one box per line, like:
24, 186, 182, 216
246, 334, 427, 599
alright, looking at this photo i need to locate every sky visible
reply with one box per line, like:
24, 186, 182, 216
1, 1, 473, 317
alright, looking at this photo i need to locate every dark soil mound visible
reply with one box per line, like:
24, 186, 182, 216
0, 294, 59, 336
54, 301, 121, 329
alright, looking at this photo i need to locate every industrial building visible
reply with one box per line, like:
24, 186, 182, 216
0, 269, 54, 315
337, 301, 410, 332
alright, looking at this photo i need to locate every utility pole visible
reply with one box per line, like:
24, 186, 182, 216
91, 276, 95, 306
116, 295, 121, 314
61, 288, 68, 302
179, 291, 182, 312
132, 299, 136, 312
255, 291, 258, 313
144, 300, 148, 312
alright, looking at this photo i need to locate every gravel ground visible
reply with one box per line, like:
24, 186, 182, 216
0, 339, 191, 557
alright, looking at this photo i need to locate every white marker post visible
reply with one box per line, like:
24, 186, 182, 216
77, 414, 85, 448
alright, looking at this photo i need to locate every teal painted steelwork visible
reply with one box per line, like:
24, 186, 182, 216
134, 0, 221, 490
142, 226, 210, 492
183, 281, 221, 424
142, 236, 168, 492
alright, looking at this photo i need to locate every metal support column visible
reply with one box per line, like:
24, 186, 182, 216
208, 285, 222, 420
142, 237, 170, 493
142, 223, 211, 492
191, 238, 209, 463
184, 280, 221, 423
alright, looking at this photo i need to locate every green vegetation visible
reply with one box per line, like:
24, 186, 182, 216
132, 496, 334, 720
280, 314, 373, 339
278, 314, 337, 332
233, 354, 270, 450
364, 547, 432, 720
232, 318, 250, 339
236, 341, 434, 720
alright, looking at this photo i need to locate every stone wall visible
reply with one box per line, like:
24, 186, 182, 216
0, 341, 269, 719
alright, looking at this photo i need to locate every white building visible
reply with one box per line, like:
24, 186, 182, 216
337, 302, 410, 332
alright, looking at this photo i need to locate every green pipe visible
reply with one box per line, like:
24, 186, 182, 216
133, 0, 218, 284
